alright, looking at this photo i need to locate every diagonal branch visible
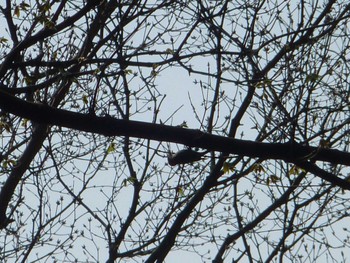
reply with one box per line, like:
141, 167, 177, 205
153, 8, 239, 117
213, 173, 306, 263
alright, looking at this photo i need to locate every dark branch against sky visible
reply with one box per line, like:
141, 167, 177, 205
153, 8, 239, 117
1, 88, 350, 190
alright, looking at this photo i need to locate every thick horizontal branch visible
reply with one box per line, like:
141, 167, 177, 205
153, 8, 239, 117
0, 89, 350, 167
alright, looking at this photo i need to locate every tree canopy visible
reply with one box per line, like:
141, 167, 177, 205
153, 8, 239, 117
1, 1, 350, 262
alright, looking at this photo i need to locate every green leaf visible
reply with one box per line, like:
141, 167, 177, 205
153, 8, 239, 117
0, 37, 8, 44
19, 2, 30, 11
305, 73, 319, 83
254, 79, 272, 88
166, 48, 174, 54
107, 142, 116, 154
14, 6, 20, 17
270, 175, 279, 184
21, 119, 29, 128
288, 165, 305, 176
44, 19, 56, 29
176, 186, 185, 197
223, 162, 235, 174
82, 95, 88, 105
0, 120, 11, 132
2, 159, 16, 169
124, 69, 133, 75
251, 163, 265, 174
122, 176, 137, 186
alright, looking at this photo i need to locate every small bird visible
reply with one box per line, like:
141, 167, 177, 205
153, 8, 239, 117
167, 149, 208, 166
